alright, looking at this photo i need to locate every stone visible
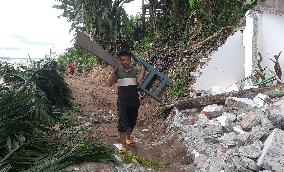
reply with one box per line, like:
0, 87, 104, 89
233, 125, 245, 134
220, 132, 238, 146
216, 112, 236, 127
224, 112, 237, 122
232, 156, 247, 171
249, 126, 267, 142
142, 129, 149, 132
267, 109, 284, 129
257, 128, 284, 171
207, 159, 227, 172
261, 116, 275, 131
200, 158, 226, 172
237, 132, 250, 146
241, 156, 259, 171
239, 144, 262, 159
193, 154, 208, 169
240, 110, 264, 130
182, 116, 198, 125
201, 104, 223, 119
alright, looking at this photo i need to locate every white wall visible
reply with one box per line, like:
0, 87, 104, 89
193, 31, 245, 90
258, 13, 284, 81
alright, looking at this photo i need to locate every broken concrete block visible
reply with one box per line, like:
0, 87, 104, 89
237, 126, 266, 146
267, 109, 284, 129
237, 132, 250, 146
207, 159, 227, 172
225, 97, 258, 110
200, 158, 227, 172
240, 110, 264, 130
239, 144, 262, 159
204, 124, 223, 136
181, 116, 198, 125
249, 126, 267, 142
233, 125, 245, 134
241, 156, 259, 171
257, 128, 284, 171
224, 112, 237, 122
220, 132, 238, 146
201, 104, 223, 119
261, 116, 275, 131
216, 112, 237, 127
253, 93, 269, 107
193, 154, 208, 169
216, 115, 227, 127
232, 156, 248, 171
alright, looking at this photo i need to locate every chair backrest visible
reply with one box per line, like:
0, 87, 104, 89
131, 52, 172, 101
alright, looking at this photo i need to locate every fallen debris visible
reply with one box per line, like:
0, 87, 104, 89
257, 128, 284, 171
158, 84, 284, 119
165, 90, 284, 172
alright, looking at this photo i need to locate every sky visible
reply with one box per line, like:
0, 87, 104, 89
0, 0, 142, 59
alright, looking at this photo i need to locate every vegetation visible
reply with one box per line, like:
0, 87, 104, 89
57, 42, 99, 74
0, 60, 115, 171
54, 0, 262, 97
135, 0, 261, 97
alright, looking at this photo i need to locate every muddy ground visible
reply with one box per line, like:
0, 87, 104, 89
64, 65, 194, 171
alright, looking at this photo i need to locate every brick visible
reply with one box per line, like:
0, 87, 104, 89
240, 111, 264, 130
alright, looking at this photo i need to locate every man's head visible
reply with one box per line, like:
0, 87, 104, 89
118, 50, 132, 70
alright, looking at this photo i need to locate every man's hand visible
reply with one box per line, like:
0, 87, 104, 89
137, 66, 146, 85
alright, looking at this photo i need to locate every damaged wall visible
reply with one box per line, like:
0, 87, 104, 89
257, 12, 284, 81
192, 31, 245, 91
193, 5, 284, 91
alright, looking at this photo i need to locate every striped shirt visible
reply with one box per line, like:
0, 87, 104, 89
114, 68, 140, 105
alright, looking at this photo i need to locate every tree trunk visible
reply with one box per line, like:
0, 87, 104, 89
157, 84, 284, 119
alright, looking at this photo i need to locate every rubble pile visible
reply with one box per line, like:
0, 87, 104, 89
166, 93, 284, 172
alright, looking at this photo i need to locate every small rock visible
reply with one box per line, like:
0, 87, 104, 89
142, 129, 149, 132
239, 144, 262, 159
241, 156, 259, 171
194, 154, 208, 169
240, 111, 263, 130
201, 104, 223, 119
220, 132, 238, 146
233, 125, 245, 134
84, 122, 92, 127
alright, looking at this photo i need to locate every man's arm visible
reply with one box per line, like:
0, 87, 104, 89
137, 66, 146, 85
107, 68, 117, 87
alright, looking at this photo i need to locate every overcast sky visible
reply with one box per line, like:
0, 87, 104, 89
0, 0, 142, 59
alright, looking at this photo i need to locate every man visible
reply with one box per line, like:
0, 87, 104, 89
68, 61, 76, 75
107, 50, 145, 153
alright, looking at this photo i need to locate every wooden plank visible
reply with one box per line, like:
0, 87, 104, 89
76, 31, 122, 68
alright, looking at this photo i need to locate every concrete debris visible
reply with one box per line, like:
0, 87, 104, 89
253, 93, 269, 107
201, 104, 223, 119
239, 144, 262, 158
220, 132, 238, 146
233, 125, 245, 134
166, 92, 284, 172
193, 154, 208, 169
240, 110, 263, 130
257, 128, 284, 171
225, 97, 258, 110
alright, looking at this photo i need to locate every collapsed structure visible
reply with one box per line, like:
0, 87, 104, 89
167, 92, 284, 171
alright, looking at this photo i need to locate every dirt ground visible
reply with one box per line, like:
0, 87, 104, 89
64, 65, 194, 171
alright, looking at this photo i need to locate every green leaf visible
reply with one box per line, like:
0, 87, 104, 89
188, 0, 197, 9
244, 0, 256, 5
